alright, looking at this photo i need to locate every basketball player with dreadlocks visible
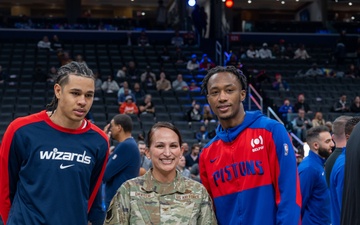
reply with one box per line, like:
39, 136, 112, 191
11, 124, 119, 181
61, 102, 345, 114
0, 62, 109, 225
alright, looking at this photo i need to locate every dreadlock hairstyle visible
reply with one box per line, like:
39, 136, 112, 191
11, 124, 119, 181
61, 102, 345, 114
46, 61, 94, 115
200, 66, 247, 96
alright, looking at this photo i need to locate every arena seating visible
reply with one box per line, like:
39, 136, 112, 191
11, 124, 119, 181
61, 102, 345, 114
0, 40, 213, 145
1, 37, 359, 146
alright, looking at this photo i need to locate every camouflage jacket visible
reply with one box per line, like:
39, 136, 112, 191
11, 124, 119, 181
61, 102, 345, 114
104, 169, 217, 225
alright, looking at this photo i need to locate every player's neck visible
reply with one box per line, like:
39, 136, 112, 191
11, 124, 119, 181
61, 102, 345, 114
220, 111, 246, 130
118, 133, 132, 142
48, 111, 83, 130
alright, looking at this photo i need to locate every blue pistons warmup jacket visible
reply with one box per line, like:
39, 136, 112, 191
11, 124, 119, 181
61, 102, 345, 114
199, 111, 301, 225
0, 111, 109, 225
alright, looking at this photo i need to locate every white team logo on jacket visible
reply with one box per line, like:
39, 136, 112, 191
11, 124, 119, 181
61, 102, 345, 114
40, 148, 92, 165
251, 135, 264, 152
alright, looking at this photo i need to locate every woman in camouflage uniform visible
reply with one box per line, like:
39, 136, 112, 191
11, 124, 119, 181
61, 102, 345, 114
105, 122, 217, 225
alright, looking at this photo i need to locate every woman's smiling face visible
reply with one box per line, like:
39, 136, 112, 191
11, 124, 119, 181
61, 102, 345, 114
146, 127, 183, 181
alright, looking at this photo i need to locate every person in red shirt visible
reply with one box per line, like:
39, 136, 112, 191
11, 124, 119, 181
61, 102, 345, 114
119, 96, 138, 115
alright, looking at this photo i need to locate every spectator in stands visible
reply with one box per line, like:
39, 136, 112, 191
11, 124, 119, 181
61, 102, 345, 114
57, 50, 72, 66
333, 93, 350, 112
0, 65, 6, 84
187, 100, 202, 122
272, 44, 281, 59
202, 104, 215, 126
37, 35, 52, 50
305, 63, 324, 77
117, 81, 132, 97
158, 46, 171, 64
195, 125, 208, 142
345, 63, 359, 78
278, 98, 294, 124
312, 112, 326, 127
137, 30, 150, 47
132, 82, 146, 100
118, 87, 136, 106
325, 121, 333, 133
172, 73, 189, 91
186, 54, 200, 73
94, 71, 102, 96
181, 142, 190, 156
127, 61, 140, 82
350, 96, 360, 113
284, 44, 295, 59
177, 156, 191, 178
246, 44, 259, 58
171, 30, 184, 47
47, 66, 57, 83
259, 43, 273, 59
173, 47, 186, 65
226, 53, 240, 68
101, 75, 119, 93
294, 44, 310, 60
185, 143, 201, 169
292, 108, 313, 141
138, 140, 152, 171
141, 68, 157, 91
75, 54, 87, 67
199, 54, 216, 71
294, 93, 312, 113
138, 94, 155, 115
115, 65, 127, 83
188, 79, 200, 92
156, 71, 172, 91
119, 95, 138, 115
140, 65, 156, 82
51, 35, 63, 52
272, 73, 289, 91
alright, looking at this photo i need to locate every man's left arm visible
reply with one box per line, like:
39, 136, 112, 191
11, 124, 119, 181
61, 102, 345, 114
272, 124, 301, 224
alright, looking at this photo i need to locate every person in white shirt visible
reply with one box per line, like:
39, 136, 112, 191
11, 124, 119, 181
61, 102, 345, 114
259, 43, 273, 59
294, 44, 311, 59
101, 75, 120, 93
246, 44, 259, 58
172, 74, 189, 91
186, 54, 200, 73
37, 36, 52, 50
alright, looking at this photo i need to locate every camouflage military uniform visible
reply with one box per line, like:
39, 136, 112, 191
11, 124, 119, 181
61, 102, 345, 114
104, 169, 217, 225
